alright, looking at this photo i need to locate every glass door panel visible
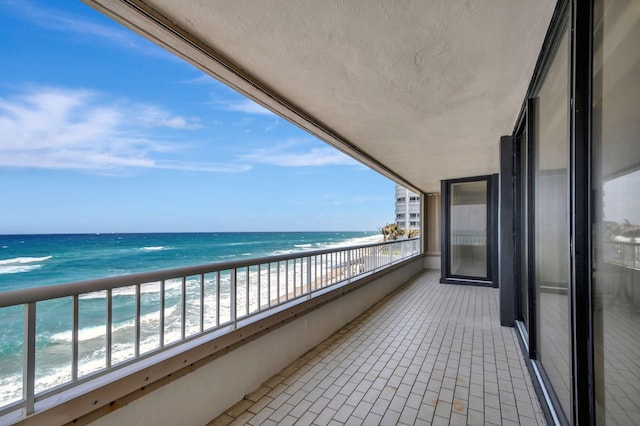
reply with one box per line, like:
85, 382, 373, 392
593, 0, 640, 423
534, 26, 571, 420
450, 181, 488, 278
441, 175, 496, 287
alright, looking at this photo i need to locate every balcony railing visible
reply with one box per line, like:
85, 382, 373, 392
0, 238, 420, 420
603, 240, 640, 270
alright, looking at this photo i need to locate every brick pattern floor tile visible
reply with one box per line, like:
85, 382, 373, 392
207, 271, 546, 425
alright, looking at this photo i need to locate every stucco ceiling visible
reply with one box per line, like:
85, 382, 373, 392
85, 0, 557, 193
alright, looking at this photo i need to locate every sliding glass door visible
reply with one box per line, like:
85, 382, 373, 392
441, 175, 497, 286
592, 0, 640, 423
532, 21, 572, 422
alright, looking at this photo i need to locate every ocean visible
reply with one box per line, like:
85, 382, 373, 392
0, 232, 380, 406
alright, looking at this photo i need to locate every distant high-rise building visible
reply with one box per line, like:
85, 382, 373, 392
394, 185, 420, 230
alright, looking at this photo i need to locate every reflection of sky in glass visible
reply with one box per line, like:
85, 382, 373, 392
603, 169, 640, 224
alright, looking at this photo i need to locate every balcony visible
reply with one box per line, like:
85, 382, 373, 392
207, 271, 545, 426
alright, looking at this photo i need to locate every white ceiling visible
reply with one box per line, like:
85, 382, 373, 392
86, 0, 556, 193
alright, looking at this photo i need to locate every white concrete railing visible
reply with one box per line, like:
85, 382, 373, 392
0, 238, 420, 421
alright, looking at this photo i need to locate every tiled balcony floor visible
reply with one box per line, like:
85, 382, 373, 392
208, 270, 546, 425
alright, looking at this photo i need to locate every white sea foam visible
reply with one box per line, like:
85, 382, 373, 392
268, 234, 382, 257
0, 264, 44, 274
0, 256, 52, 265
270, 249, 297, 256
76, 282, 169, 299
49, 302, 183, 344
0, 254, 52, 274
323, 234, 382, 249
50, 318, 136, 343
140, 246, 166, 251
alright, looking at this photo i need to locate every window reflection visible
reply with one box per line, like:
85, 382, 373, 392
593, 0, 640, 423
450, 181, 487, 277
534, 27, 571, 418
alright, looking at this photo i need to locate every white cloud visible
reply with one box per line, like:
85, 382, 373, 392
137, 106, 202, 129
265, 118, 280, 132
154, 160, 251, 173
243, 142, 359, 167
178, 74, 215, 85
227, 99, 275, 116
0, 86, 248, 173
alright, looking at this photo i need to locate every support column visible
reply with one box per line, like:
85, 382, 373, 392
424, 193, 441, 270
499, 135, 517, 326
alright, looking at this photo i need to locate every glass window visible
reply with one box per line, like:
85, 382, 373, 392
450, 180, 488, 278
534, 26, 571, 418
593, 0, 640, 423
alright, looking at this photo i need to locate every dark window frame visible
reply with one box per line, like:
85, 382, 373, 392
440, 174, 498, 287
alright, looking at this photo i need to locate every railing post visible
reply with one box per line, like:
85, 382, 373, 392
347, 250, 352, 282
285, 261, 289, 301
199, 273, 205, 333
181, 277, 187, 340
159, 280, 165, 348
23, 302, 36, 416
135, 285, 141, 358
106, 289, 112, 368
216, 271, 221, 326
293, 260, 297, 298
277, 262, 281, 303
266, 264, 271, 308
72, 295, 79, 382
230, 269, 237, 329
306, 257, 312, 297
245, 267, 250, 316
257, 265, 262, 311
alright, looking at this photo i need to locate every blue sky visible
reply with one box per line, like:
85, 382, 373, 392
0, 0, 396, 234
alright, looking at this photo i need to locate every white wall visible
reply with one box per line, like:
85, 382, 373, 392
89, 258, 424, 426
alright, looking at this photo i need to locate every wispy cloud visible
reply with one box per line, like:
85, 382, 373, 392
0, 86, 249, 173
154, 160, 250, 173
227, 99, 275, 116
137, 106, 202, 130
265, 118, 280, 132
178, 74, 216, 85
243, 141, 358, 167
2, 0, 172, 58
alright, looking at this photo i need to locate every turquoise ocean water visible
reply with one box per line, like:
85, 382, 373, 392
0, 232, 379, 405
